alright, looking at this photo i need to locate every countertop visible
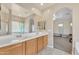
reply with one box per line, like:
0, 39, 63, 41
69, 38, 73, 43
0, 32, 48, 48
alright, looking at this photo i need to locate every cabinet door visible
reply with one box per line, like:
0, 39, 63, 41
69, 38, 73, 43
37, 36, 43, 52
25, 39, 37, 55
43, 35, 48, 48
0, 42, 25, 55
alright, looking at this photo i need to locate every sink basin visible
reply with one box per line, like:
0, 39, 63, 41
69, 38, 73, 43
0, 35, 17, 45
11, 40, 20, 43
0, 39, 12, 45
22, 33, 36, 37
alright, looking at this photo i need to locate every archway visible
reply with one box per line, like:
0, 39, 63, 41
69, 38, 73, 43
53, 7, 72, 54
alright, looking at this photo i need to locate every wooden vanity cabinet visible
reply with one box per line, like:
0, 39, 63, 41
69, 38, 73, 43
37, 36, 43, 52
0, 35, 48, 55
0, 42, 25, 55
25, 35, 48, 55
25, 39, 37, 55
43, 35, 48, 48
37, 35, 48, 52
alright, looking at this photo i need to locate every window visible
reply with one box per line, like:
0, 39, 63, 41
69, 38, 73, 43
58, 24, 64, 34
12, 21, 24, 33
58, 24, 63, 27
19, 22, 24, 32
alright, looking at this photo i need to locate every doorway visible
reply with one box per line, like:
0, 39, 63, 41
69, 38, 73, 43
53, 7, 72, 54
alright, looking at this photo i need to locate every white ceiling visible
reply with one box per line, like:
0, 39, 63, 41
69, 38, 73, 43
54, 8, 72, 23
2, 3, 54, 17
11, 4, 31, 17
1, 3, 32, 17
2, 3, 72, 21
17, 3, 54, 11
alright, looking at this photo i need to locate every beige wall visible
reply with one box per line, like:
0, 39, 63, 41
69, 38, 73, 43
43, 9, 54, 48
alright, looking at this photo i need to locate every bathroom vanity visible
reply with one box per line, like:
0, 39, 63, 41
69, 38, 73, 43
0, 32, 48, 55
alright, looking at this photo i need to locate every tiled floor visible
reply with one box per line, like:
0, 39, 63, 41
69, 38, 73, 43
38, 47, 70, 55
54, 37, 72, 54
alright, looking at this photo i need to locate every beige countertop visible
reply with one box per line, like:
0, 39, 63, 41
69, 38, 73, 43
0, 32, 48, 48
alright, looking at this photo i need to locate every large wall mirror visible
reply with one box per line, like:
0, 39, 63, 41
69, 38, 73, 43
0, 4, 10, 35
37, 20, 46, 31
11, 16, 25, 34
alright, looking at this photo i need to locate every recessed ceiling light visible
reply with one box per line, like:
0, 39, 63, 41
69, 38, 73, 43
40, 3, 44, 6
